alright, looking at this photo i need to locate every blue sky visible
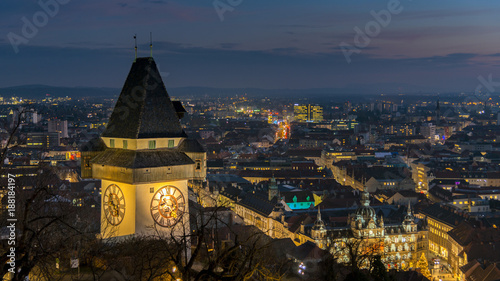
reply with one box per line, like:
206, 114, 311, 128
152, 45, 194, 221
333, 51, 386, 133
2, 0, 500, 93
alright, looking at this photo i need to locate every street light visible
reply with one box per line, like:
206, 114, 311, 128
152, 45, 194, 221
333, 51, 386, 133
298, 262, 306, 275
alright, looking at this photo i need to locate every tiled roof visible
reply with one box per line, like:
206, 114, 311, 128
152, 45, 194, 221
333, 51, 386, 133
460, 259, 480, 275
178, 138, 205, 153
238, 191, 276, 217
281, 190, 315, 203
286, 214, 313, 233
464, 261, 500, 281
80, 137, 106, 152
219, 185, 242, 200
238, 169, 327, 178
290, 241, 328, 261
464, 243, 500, 262
287, 149, 323, 158
92, 148, 194, 168
421, 203, 465, 227
102, 57, 186, 139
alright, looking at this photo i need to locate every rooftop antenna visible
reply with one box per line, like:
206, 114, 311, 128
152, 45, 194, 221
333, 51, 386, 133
134, 34, 137, 62
149, 32, 153, 58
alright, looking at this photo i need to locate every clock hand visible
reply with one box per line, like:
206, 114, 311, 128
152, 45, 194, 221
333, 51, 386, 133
108, 199, 119, 215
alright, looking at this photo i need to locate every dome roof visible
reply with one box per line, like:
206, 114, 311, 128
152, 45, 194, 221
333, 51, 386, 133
351, 189, 378, 227
404, 213, 413, 222
355, 205, 376, 219
312, 218, 325, 230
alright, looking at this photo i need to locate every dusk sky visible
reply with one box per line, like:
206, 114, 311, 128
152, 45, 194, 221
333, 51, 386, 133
2, 0, 500, 93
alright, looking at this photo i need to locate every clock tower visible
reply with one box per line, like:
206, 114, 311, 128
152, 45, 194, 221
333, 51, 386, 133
82, 57, 206, 239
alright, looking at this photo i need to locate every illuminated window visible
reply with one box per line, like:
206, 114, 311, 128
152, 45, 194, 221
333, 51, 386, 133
123, 140, 128, 149
168, 140, 174, 148
109, 139, 115, 148
149, 140, 156, 149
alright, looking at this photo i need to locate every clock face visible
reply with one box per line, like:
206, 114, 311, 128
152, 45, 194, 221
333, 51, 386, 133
103, 184, 125, 225
150, 186, 185, 227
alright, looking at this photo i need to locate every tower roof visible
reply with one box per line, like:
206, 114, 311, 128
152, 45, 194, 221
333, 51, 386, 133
354, 189, 377, 225
404, 200, 414, 222
313, 206, 326, 231
92, 148, 194, 168
178, 138, 205, 153
102, 57, 187, 139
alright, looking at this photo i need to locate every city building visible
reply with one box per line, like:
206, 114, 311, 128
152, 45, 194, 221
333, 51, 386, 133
207, 180, 420, 270
420, 123, 436, 140
294, 104, 323, 122
26, 110, 41, 124
26, 132, 60, 148
48, 119, 69, 138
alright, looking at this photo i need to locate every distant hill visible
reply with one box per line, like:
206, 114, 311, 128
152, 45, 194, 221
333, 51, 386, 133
0, 85, 368, 99
0, 84, 444, 100
0, 85, 120, 99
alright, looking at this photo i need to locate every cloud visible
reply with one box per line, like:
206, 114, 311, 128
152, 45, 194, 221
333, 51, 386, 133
220, 43, 240, 49
2, 1, 500, 92
401, 53, 478, 67
0, 39, 490, 93
397, 8, 500, 21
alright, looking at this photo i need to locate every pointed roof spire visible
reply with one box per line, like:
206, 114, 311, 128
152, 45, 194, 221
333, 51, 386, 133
317, 206, 322, 221
102, 58, 186, 139
360, 187, 370, 207
404, 200, 415, 224
313, 205, 326, 232
270, 173, 276, 184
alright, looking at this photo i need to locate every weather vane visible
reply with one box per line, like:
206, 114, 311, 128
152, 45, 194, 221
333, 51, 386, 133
134, 34, 137, 62
150, 32, 153, 58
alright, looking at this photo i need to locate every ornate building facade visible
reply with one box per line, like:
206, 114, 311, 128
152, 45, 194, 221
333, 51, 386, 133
320, 189, 418, 270
207, 182, 420, 270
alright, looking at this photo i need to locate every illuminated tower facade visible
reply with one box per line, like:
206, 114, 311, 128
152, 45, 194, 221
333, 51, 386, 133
82, 57, 206, 239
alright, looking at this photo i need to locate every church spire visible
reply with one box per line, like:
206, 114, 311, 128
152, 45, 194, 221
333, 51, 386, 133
360, 186, 370, 207
268, 174, 278, 201
403, 200, 415, 232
